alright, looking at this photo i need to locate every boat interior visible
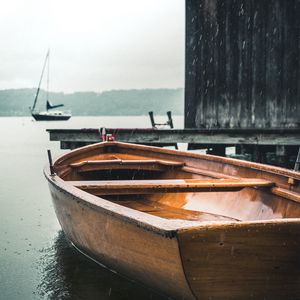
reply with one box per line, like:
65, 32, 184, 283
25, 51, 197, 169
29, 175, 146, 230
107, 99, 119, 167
55, 146, 300, 223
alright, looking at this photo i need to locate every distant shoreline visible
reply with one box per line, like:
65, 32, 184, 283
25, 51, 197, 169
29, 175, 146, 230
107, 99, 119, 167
0, 114, 184, 118
0, 88, 184, 117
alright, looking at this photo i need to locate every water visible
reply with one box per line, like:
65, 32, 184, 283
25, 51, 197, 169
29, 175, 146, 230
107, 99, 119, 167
0, 116, 183, 300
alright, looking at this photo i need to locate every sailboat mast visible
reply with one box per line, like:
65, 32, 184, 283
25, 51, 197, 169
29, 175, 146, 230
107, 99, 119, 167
32, 49, 49, 112
46, 49, 50, 108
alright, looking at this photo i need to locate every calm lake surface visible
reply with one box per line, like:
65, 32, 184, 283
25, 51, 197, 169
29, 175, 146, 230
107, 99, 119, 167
0, 116, 183, 300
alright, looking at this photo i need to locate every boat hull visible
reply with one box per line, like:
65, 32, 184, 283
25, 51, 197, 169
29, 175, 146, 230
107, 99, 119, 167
48, 180, 300, 300
32, 113, 71, 121
48, 182, 195, 300
178, 221, 300, 300
45, 141, 300, 299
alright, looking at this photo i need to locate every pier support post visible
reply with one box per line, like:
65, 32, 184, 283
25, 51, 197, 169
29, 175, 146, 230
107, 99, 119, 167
207, 145, 226, 157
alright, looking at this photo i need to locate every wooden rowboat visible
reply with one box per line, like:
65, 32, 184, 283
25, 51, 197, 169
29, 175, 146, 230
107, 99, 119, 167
44, 142, 300, 300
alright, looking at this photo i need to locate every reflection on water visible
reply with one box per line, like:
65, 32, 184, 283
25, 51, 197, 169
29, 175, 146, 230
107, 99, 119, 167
38, 231, 167, 300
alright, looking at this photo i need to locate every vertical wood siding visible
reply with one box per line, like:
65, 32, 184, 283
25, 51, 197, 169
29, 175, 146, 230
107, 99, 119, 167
185, 0, 300, 129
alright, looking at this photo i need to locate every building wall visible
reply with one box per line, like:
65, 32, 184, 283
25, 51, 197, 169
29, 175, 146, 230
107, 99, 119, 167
185, 0, 300, 129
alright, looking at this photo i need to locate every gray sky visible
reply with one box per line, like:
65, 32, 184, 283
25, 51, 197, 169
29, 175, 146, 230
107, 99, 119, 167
0, 0, 184, 92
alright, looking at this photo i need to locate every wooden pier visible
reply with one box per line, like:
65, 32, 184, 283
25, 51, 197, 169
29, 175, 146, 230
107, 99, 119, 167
48, 127, 300, 148
47, 127, 300, 168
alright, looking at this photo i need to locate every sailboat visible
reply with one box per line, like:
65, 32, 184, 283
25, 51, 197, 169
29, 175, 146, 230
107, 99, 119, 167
31, 50, 71, 121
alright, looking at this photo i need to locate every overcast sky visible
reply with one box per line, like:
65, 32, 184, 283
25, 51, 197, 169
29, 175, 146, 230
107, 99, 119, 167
0, 0, 184, 92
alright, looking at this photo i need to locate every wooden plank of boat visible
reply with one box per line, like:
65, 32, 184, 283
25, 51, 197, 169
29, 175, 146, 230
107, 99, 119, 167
68, 178, 274, 195
69, 159, 185, 172
177, 220, 300, 300
44, 141, 300, 300
110, 198, 240, 222
271, 187, 300, 203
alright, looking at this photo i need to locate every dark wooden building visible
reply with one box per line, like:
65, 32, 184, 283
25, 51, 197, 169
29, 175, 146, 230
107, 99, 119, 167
185, 0, 300, 129
185, 0, 300, 166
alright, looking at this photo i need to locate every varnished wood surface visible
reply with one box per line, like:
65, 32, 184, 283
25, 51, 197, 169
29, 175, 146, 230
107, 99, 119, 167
45, 141, 300, 299
69, 178, 273, 195
49, 185, 195, 300
70, 159, 184, 173
271, 187, 300, 204
178, 221, 300, 299
110, 197, 238, 222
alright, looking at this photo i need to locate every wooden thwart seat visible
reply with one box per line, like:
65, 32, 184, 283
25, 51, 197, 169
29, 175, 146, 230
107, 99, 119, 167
69, 159, 185, 172
68, 178, 274, 195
